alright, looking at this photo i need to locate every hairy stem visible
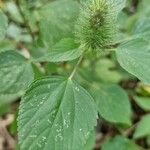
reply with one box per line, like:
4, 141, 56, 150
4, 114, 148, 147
69, 53, 84, 80
107, 48, 117, 52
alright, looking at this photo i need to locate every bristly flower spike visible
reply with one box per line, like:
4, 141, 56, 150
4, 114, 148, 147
75, 0, 123, 52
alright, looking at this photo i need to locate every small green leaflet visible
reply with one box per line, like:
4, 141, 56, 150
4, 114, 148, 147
0, 11, 8, 40
134, 96, 150, 111
116, 38, 150, 85
134, 114, 150, 139
102, 136, 141, 150
92, 84, 131, 125
18, 76, 97, 150
0, 51, 34, 105
34, 38, 82, 62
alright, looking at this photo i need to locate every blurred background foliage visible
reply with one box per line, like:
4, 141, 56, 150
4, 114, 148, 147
0, 0, 150, 149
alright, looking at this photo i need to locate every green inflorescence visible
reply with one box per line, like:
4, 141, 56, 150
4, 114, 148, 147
75, 0, 119, 51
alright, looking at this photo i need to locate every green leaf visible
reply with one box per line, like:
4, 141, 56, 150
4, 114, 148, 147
134, 96, 150, 111
134, 114, 150, 139
137, 0, 150, 17
116, 38, 150, 85
95, 59, 122, 83
5, 1, 22, 23
93, 84, 131, 125
0, 11, 8, 40
34, 38, 82, 62
132, 17, 150, 40
38, 0, 79, 48
18, 0, 37, 32
133, 18, 150, 35
0, 51, 34, 105
83, 130, 95, 150
18, 76, 97, 150
102, 136, 141, 150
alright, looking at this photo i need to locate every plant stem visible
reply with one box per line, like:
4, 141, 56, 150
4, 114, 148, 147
16, 0, 35, 42
122, 122, 138, 137
69, 53, 84, 80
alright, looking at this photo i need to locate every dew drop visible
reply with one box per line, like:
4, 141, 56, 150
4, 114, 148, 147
42, 136, 47, 141
37, 142, 42, 148
40, 101, 44, 105
85, 132, 90, 138
34, 120, 40, 127
75, 87, 80, 91
55, 133, 63, 142
47, 85, 51, 89
54, 123, 58, 127
30, 102, 33, 107
63, 119, 70, 128
56, 126, 62, 133
29, 135, 37, 138
47, 119, 52, 124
